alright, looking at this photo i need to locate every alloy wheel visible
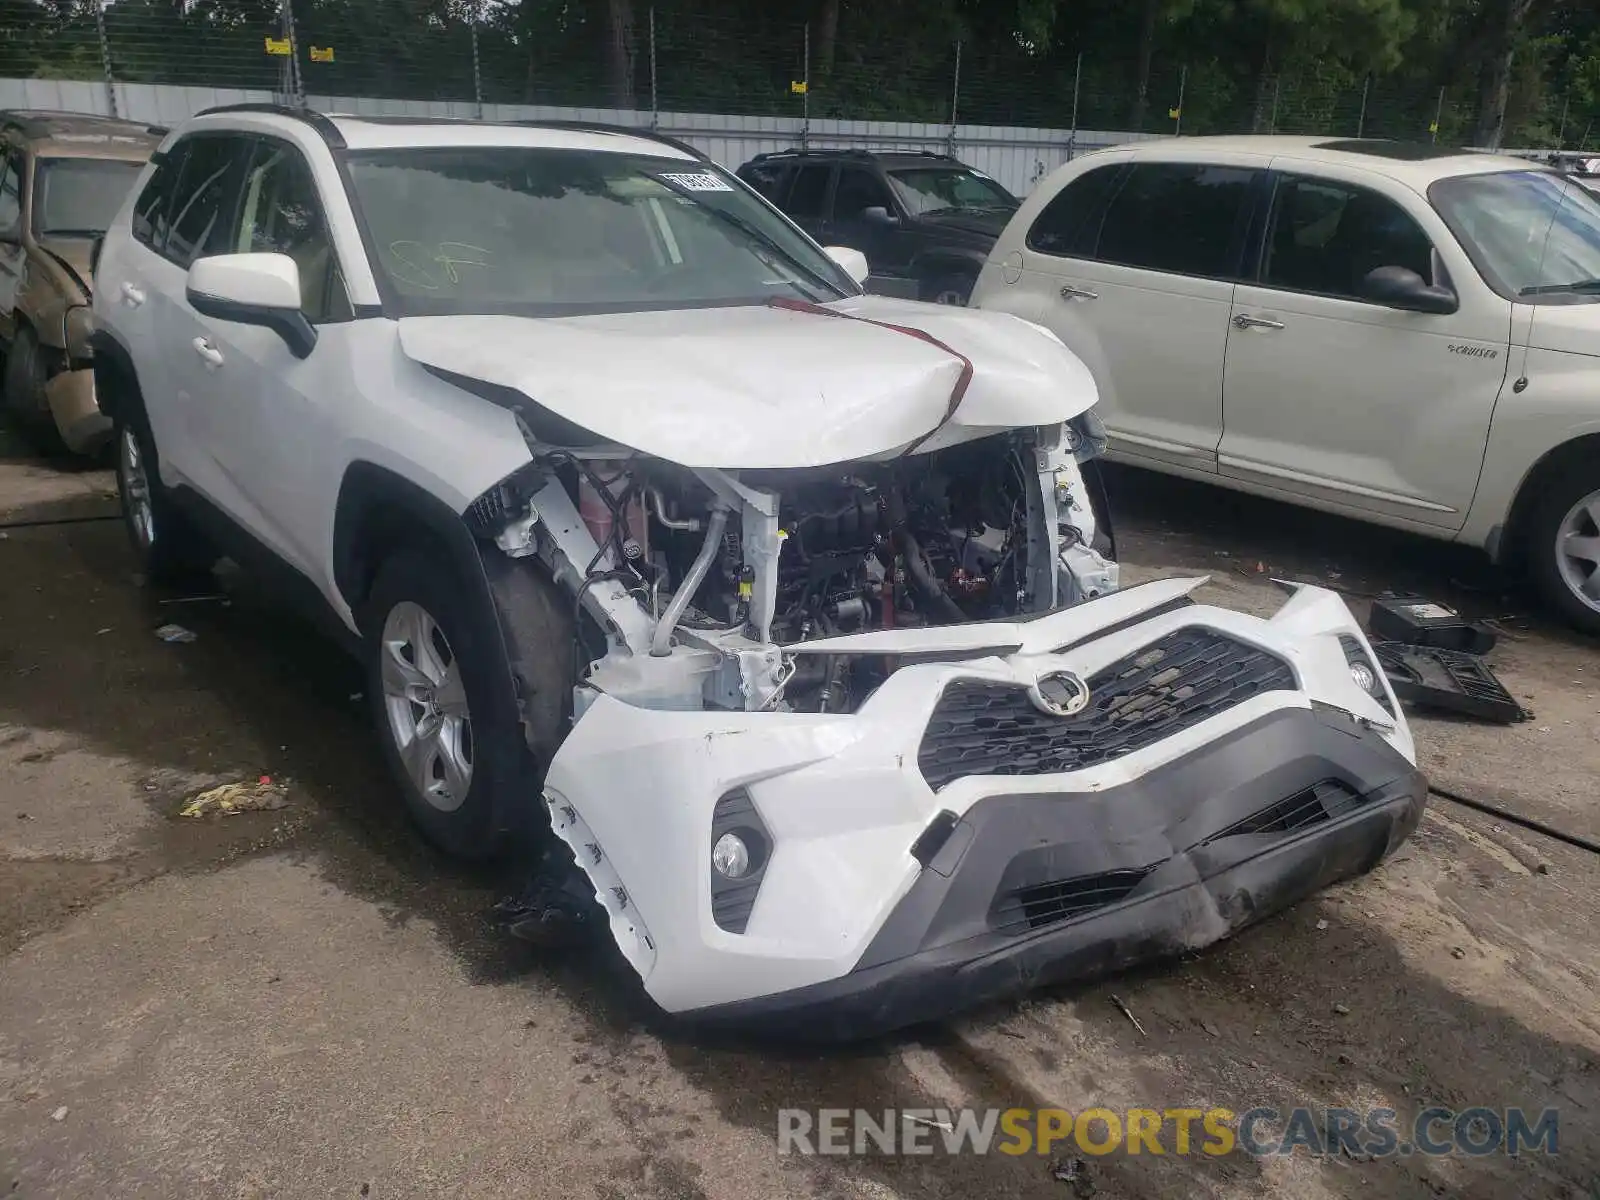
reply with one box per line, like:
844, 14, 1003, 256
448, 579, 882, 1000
119, 427, 154, 550
380, 600, 475, 812
1555, 487, 1600, 615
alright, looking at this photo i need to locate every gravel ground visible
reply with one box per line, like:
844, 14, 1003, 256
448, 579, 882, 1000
1, 436, 1597, 1200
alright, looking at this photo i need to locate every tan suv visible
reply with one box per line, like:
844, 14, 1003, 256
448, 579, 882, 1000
1, 110, 160, 454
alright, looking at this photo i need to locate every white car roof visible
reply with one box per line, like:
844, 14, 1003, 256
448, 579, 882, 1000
1116, 134, 1544, 188
180, 108, 698, 161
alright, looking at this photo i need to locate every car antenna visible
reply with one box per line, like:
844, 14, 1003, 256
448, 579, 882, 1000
1512, 174, 1581, 395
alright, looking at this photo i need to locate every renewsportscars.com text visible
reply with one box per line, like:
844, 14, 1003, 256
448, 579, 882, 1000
777, 1106, 1559, 1158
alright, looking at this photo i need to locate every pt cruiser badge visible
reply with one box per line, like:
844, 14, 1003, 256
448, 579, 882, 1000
1029, 669, 1092, 717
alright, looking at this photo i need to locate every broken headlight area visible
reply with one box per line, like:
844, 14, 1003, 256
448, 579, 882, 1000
470, 418, 1115, 717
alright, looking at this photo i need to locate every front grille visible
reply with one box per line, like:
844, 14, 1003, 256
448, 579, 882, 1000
1205, 779, 1358, 842
918, 627, 1296, 790
992, 865, 1156, 933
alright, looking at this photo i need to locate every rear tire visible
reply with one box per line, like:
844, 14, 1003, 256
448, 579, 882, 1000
113, 406, 216, 586
365, 547, 573, 859
1527, 461, 1600, 636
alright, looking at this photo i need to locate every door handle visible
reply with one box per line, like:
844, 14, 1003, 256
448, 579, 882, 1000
120, 281, 145, 308
192, 337, 224, 368
1060, 284, 1099, 301
1232, 314, 1285, 331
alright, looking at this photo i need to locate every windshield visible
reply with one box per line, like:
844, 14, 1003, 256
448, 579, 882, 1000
345, 147, 855, 316
32, 157, 145, 238
1430, 170, 1600, 303
887, 167, 1016, 217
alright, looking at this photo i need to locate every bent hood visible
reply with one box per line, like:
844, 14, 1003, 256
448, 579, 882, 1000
397, 296, 1098, 468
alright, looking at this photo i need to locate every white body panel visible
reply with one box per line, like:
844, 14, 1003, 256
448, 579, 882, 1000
396, 296, 1097, 470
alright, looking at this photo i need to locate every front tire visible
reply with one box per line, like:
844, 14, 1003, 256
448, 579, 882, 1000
3, 326, 66, 454
365, 547, 571, 859
1527, 462, 1600, 636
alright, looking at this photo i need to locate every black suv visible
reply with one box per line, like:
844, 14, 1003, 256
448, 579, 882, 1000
736, 149, 1018, 305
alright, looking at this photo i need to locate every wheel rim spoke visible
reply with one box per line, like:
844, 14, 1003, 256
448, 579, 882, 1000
1556, 488, 1600, 614
433, 660, 469, 717
401, 721, 440, 794
435, 716, 473, 803
1563, 534, 1600, 567
379, 599, 473, 812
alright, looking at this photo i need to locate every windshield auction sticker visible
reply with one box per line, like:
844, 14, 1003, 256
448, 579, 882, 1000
657, 171, 733, 192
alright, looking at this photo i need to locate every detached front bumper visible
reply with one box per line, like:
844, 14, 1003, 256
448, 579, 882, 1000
542, 579, 1423, 1035
687, 706, 1424, 1039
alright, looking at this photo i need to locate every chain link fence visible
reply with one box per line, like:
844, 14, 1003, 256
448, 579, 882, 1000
2, 0, 1595, 151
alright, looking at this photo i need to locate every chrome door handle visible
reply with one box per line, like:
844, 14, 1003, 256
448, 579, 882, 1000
120, 281, 145, 308
1060, 284, 1099, 301
1232, 314, 1285, 331
192, 337, 224, 367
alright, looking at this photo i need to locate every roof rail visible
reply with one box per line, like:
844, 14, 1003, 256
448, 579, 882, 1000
505, 119, 706, 160
1, 109, 165, 141
192, 103, 347, 149
748, 148, 875, 162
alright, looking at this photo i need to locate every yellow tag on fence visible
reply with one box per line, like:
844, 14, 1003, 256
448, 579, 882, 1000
791, 80, 808, 95
309, 46, 334, 63
264, 37, 290, 56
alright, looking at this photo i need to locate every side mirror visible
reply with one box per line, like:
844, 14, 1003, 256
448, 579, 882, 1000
185, 252, 316, 358
823, 245, 870, 287
1360, 265, 1458, 315
860, 205, 898, 226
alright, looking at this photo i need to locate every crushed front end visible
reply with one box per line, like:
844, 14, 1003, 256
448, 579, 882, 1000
474, 413, 1423, 1037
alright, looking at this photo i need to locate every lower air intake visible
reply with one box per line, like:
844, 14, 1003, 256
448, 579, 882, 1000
992, 865, 1156, 933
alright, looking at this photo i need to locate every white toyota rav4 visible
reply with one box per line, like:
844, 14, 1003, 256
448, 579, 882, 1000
974, 136, 1600, 635
91, 107, 1424, 1037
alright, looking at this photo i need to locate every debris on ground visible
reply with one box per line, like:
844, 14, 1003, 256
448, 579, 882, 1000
1315, 919, 1330, 930
177, 779, 289, 818
50, 1106, 68, 1121
1374, 642, 1529, 724
1333, 1002, 1352, 1015
1110, 994, 1146, 1036
154, 623, 197, 644
1369, 595, 1497, 654
159, 593, 229, 606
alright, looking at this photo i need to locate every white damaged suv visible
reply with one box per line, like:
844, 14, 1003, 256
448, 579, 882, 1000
92, 107, 1424, 1036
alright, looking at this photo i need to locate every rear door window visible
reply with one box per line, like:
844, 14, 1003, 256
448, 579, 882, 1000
740, 161, 792, 204
162, 135, 250, 268
1026, 163, 1125, 258
132, 146, 185, 252
785, 164, 833, 221
832, 166, 895, 219
1091, 162, 1255, 279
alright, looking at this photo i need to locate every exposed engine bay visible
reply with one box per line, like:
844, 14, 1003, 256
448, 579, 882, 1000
476, 415, 1116, 716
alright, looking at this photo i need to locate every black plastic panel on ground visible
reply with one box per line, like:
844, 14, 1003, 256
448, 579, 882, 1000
917, 627, 1297, 791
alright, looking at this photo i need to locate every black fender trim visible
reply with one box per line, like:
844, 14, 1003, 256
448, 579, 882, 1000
87, 329, 140, 421
333, 462, 536, 838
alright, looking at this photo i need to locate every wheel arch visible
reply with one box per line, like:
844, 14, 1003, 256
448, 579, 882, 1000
1495, 432, 1600, 568
87, 328, 142, 423
336, 460, 549, 842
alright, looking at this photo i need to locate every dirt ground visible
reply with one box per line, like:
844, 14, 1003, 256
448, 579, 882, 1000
2, 427, 1598, 1200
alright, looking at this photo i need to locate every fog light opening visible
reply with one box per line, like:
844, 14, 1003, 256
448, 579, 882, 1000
1349, 660, 1378, 695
